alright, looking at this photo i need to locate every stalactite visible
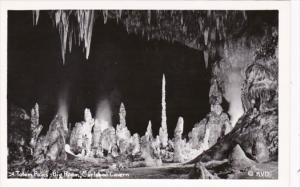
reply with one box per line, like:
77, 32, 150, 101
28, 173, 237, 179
68, 27, 73, 53
32, 10, 39, 26
147, 10, 151, 25
76, 10, 95, 60
55, 10, 69, 64
243, 11, 247, 20
32, 10, 249, 66
204, 27, 209, 46
103, 10, 108, 24
204, 50, 209, 69
116, 10, 122, 23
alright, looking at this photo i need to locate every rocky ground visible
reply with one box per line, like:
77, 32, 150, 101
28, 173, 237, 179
8, 157, 277, 179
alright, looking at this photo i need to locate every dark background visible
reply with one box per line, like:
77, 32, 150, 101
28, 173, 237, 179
8, 11, 211, 138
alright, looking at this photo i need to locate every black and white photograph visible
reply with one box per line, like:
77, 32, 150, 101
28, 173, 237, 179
4, 8, 280, 180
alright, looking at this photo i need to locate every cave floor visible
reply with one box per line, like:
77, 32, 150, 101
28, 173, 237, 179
7, 158, 278, 179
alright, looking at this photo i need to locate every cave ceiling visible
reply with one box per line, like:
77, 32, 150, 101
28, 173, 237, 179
32, 10, 276, 67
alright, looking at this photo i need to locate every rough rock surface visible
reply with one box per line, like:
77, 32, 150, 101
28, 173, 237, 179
173, 117, 184, 162
30, 103, 43, 148
33, 115, 66, 163
140, 122, 162, 166
187, 60, 278, 165
188, 79, 232, 150
130, 133, 141, 155
69, 109, 94, 156
100, 126, 117, 154
116, 103, 131, 154
91, 119, 102, 152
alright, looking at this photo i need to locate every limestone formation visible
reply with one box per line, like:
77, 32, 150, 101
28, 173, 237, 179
206, 112, 232, 147
188, 118, 208, 149
30, 103, 43, 149
188, 107, 232, 151
116, 103, 131, 154
187, 59, 278, 165
33, 11, 252, 67
100, 126, 117, 154
159, 74, 168, 147
69, 108, 94, 156
130, 133, 141, 155
173, 117, 184, 162
92, 119, 102, 150
142, 120, 154, 142
209, 79, 223, 105
33, 115, 66, 163
141, 122, 162, 166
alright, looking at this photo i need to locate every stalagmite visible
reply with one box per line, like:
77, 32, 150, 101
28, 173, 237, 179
69, 108, 94, 156
30, 103, 43, 148
131, 133, 141, 155
173, 117, 184, 162
116, 102, 131, 154
33, 115, 66, 163
100, 126, 117, 154
204, 50, 209, 69
159, 74, 168, 148
140, 121, 162, 166
145, 120, 153, 140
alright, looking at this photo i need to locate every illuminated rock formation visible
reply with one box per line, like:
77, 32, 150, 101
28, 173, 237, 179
100, 126, 117, 154
69, 108, 94, 156
159, 74, 168, 148
33, 115, 66, 163
130, 133, 141, 155
141, 121, 162, 166
116, 103, 131, 154
30, 103, 43, 149
188, 79, 232, 151
173, 117, 184, 162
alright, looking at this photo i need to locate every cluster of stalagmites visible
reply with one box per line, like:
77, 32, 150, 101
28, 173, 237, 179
8, 99, 232, 168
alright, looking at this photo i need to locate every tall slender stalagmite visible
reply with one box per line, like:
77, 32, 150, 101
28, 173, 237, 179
159, 74, 168, 147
